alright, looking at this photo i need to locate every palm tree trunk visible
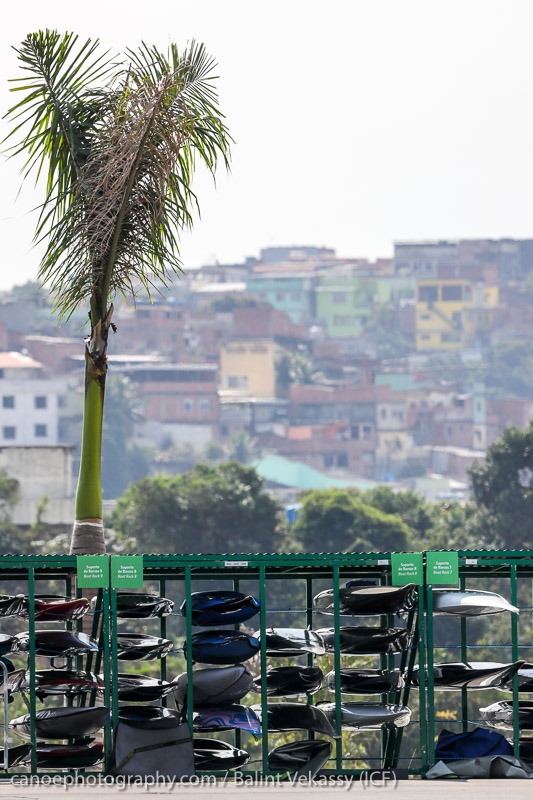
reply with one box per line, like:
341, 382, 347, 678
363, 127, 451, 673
70, 319, 108, 555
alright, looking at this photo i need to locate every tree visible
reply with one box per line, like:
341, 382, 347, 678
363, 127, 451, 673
108, 462, 284, 554
361, 486, 435, 541
468, 423, 533, 548
5, 31, 231, 554
292, 489, 412, 553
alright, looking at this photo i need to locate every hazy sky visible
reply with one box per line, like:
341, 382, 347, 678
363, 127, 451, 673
1, 0, 533, 290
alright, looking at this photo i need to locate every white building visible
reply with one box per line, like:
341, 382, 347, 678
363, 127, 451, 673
0, 351, 67, 446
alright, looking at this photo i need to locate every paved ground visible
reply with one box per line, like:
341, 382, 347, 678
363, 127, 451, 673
0, 777, 532, 798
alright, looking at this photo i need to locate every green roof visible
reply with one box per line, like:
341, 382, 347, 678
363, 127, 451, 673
253, 454, 376, 491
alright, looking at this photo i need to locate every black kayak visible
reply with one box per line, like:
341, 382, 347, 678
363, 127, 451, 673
324, 668, 405, 694
253, 666, 324, 697
180, 590, 260, 627
314, 581, 418, 617
194, 738, 250, 770
11, 705, 108, 740
0, 634, 19, 656
117, 673, 175, 702
115, 593, 174, 619
409, 661, 524, 690
26, 669, 104, 699
193, 705, 261, 735
185, 630, 260, 665
503, 663, 533, 693
252, 702, 340, 738
317, 626, 413, 655
0, 743, 32, 768
19, 595, 90, 622
173, 664, 253, 708
16, 630, 98, 657
116, 633, 174, 661
118, 706, 181, 730
36, 742, 104, 768
268, 740, 332, 779
254, 628, 326, 656
318, 701, 412, 730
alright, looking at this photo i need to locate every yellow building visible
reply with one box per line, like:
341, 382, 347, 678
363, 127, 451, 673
416, 279, 498, 350
219, 339, 287, 398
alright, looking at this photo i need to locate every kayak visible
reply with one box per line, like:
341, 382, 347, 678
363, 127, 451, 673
180, 590, 260, 627
0, 595, 25, 617
193, 738, 250, 770
116, 633, 174, 661
480, 700, 533, 730
324, 668, 404, 694
118, 706, 181, 730
25, 669, 104, 699
268, 740, 332, 779
318, 701, 411, 730
173, 664, 254, 708
432, 589, 519, 616
252, 702, 340, 738
36, 743, 104, 768
115, 593, 174, 619
253, 628, 326, 656
0, 743, 32, 768
409, 661, 524, 690
192, 705, 261, 736
185, 630, 260, 665
16, 630, 98, 657
503, 663, 533, 693
253, 666, 324, 697
19, 595, 90, 622
11, 705, 108, 739
0, 634, 19, 656
117, 674, 175, 703
314, 582, 417, 617
317, 626, 413, 655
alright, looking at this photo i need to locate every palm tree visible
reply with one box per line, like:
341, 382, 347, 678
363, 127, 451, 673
4, 30, 231, 555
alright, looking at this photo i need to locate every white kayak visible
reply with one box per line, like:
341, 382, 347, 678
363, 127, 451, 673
431, 589, 519, 616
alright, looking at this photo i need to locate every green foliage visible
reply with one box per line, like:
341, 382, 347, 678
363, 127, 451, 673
361, 486, 435, 540
292, 489, 412, 553
483, 341, 533, 399
468, 423, 533, 548
108, 462, 284, 554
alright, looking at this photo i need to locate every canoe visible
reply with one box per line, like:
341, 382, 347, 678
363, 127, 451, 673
11, 705, 108, 740
0, 594, 25, 617
318, 701, 411, 730
314, 582, 417, 617
193, 738, 250, 770
0, 743, 32, 768
503, 663, 533, 693
117, 674, 175, 702
185, 630, 260, 665
192, 705, 261, 736
252, 702, 340, 738
36, 743, 104, 768
0, 634, 19, 656
253, 666, 324, 697
253, 628, 325, 656
25, 669, 104, 699
432, 589, 519, 616
118, 706, 181, 730
324, 668, 404, 695
116, 633, 174, 661
317, 626, 413, 655
409, 661, 524, 690
268, 740, 332, 779
16, 630, 98, 657
480, 700, 533, 730
115, 593, 174, 619
180, 590, 260, 627
173, 665, 253, 708
19, 595, 90, 622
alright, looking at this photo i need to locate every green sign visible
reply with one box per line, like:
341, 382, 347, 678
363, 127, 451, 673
426, 551, 459, 585
77, 555, 109, 588
391, 552, 424, 586
111, 555, 144, 588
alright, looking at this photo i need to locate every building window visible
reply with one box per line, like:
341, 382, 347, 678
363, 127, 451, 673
324, 455, 334, 468
58, 395, 68, 408
2, 396, 15, 409
362, 425, 372, 439
35, 424, 47, 437
442, 284, 463, 302
34, 395, 47, 409
350, 425, 359, 440
183, 398, 194, 412
418, 285, 438, 303
199, 398, 211, 411
227, 376, 248, 389
337, 453, 348, 467
3, 426, 16, 440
